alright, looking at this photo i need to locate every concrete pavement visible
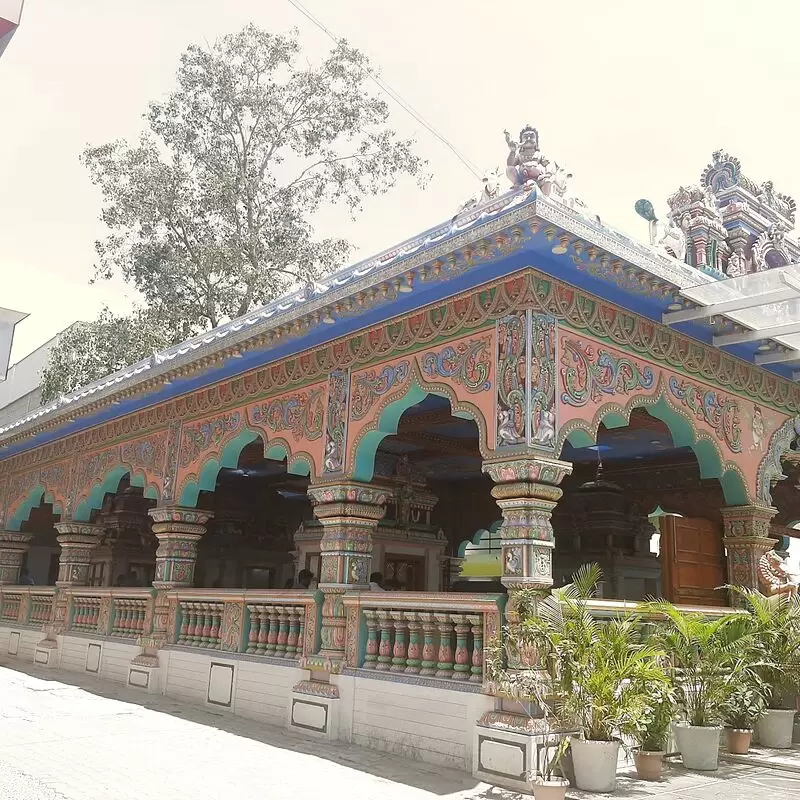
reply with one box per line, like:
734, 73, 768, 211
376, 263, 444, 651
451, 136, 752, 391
0, 658, 798, 800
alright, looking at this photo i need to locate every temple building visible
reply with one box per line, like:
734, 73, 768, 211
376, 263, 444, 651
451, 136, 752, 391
1, 128, 800, 789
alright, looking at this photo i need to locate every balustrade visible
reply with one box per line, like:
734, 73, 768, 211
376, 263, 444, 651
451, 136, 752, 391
29, 594, 55, 625
111, 598, 148, 638
71, 596, 101, 631
347, 593, 504, 684
245, 603, 306, 659
177, 601, 224, 648
1, 592, 21, 622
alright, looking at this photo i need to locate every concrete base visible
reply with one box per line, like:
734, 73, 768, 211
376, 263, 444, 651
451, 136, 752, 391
289, 680, 339, 740
473, 714, 576, 793
127, 661, 161, 694
33, 639, 59, 668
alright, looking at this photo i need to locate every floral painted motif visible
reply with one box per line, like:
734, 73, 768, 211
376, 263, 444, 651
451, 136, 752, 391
530, 314, 556, 449
668, 376, 742, 454
496, 314, 527, 447
121, 432, 167, 478
249, 388, 324, 441
322, 370, 349, 474
560, 338, 655, 407
179, 412, 242, 468
351, 362, 410, 421
161, 422, 181, 502
421, 339, 491, 393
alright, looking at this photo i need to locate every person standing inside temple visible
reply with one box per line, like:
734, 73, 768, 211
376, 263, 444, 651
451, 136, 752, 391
369, 572, 386, 591
18, 567, 34, 586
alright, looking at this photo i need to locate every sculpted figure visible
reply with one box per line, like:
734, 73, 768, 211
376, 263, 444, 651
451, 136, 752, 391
454, 168, 504, 217
504, 126, 554, 194
657, 217, 687, 262
758, 548, 799, 598
727, 249, 747, 277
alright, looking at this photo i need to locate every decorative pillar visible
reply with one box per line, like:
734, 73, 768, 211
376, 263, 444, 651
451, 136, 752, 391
54, 522, 102, 587
483, 455, 573, 592
722, 505, 777, 593
304, 482, 387, 671
146, 506, 212, 640
148, 507, 212, 589
0, 532, 33, 585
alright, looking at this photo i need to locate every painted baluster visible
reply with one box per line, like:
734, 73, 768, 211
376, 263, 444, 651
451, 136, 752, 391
257, 607, 269, 653
246, 606, 259, 653
363, 610, 380, 669
192, 604, 204, 645
376, 610, 393, 672
467, 614, 483, 683
265, 608, 280, 655
296, 606, 307, 658
419, 612, 439, 677
451, 614, 471, 681
275, 609, 290, 657
404, 612, 422, 675
434, 613, 455, 679
201, 604, 213, 645
121, 604, 130, 634
390, 611, 409, 673
209, 605, 221, 648
286, 607, 301, 658
179, 604, 190, 643
137, 606, 146, 634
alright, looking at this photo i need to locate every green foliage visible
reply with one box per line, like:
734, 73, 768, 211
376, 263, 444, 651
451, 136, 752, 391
504, 564, 672, 743
40, 307, 174, 402
723, 679, 767, 730
45, 24, 425, 400
643, 600, 756, 727
83, 24, 425, 333
631, 682, 676, 752
731, 587, 800, 709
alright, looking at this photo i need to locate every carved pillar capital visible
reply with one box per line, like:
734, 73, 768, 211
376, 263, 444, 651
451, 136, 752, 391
305, 482, 388, 666
54, 522, 102, 587
721, 505, 777, 592
147, 506, 212, 589
0, 531, 34, 585
483, 455, 572, 592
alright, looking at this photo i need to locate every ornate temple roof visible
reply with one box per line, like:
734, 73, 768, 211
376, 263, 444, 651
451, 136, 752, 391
2, 128, 799, 457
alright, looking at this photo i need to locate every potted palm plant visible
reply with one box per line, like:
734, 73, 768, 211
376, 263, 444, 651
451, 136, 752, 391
723, 680, 766, 754
645, 601, 754, 771
516, 565, 669, 793
630, 683, 675, 780
733, 588, 800, 749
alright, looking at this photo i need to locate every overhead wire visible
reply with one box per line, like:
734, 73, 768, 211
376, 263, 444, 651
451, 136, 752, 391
285, 0, 483, 179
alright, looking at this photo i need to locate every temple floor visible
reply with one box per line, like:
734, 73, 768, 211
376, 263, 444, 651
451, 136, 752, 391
0, 661, 798, 800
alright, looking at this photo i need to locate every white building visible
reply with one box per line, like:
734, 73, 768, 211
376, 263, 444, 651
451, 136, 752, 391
0, 307, 27, 383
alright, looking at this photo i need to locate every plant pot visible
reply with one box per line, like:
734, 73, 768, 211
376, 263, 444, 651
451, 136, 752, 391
570, 737, 620, 793
758, 709, 797, 749
634, 750, 664, 781
532, 778, 569, 800
673, 724, 721, 771
725, 728, 752, 755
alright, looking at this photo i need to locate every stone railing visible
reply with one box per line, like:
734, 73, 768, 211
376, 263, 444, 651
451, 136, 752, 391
0, 591, 22, 622
170, 590, 321, 659
66, 589, 155, 637
0, 587, 56, 627
342, 592, 505, 684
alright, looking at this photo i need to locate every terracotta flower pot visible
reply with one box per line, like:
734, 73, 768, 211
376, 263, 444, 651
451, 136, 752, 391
532, 777, 569, 800
726, 728, 752, 755
634, 750, 664, 781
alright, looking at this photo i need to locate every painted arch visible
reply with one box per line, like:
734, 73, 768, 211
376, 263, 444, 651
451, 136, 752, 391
556, 389, 751, 506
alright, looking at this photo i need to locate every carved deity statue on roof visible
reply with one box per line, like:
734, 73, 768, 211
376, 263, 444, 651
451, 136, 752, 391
454, 168, 504, 217
656, 216, 687, 262
504, 126, 554, 194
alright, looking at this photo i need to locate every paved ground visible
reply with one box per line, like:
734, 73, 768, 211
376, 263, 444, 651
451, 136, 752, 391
0, 659, 797, 800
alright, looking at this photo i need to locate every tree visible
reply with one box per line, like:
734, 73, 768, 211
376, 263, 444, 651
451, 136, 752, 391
41, 307, 175, 402
42, 24, 425, 399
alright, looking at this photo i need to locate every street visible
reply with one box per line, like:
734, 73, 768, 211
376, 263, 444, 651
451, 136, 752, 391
0, 660, 798, 800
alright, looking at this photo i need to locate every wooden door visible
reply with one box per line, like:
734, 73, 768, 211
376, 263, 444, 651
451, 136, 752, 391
660, 516, 726, 606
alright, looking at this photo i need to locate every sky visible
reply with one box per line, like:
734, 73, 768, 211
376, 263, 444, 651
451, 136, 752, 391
3, 1, 800, 363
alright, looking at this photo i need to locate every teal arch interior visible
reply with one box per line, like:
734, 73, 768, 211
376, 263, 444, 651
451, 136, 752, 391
351, 380, 478, 483
177, 429, 311, 507
7, 485, 63, 532
73, 467, 159, 523
563, 396, 749, 506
